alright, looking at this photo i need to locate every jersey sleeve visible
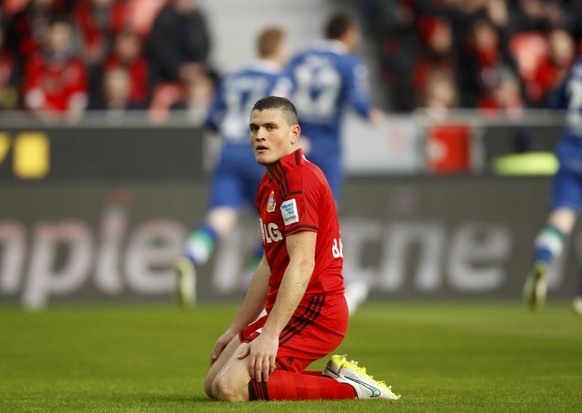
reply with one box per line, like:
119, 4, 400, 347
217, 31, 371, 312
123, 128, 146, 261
269, 74, 293, 98
279, 168, 320, 236
345, 57, 372, 119
548, 76, 568, 110
549, 58, 582, 110
204, 81, 226, 132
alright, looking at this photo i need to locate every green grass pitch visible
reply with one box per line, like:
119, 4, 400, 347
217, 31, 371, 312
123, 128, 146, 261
1, 301, 581, 412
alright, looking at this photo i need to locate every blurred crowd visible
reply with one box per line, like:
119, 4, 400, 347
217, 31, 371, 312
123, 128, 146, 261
2, 0, 582, 124
359, 0, 582, 116
0, 0, 216, 123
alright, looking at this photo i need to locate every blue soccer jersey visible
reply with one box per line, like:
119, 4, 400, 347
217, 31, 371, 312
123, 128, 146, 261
285, 40, 373, 199
205, 61, 288, 210
547, 58, 582, 211
207, 60, 289, 143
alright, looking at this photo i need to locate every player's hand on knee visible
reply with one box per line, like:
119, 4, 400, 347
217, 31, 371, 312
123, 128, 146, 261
247, 334, 278, 382
210, 329, 236, 365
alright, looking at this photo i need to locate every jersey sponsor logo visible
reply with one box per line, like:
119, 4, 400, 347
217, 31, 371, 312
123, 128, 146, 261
267, 191, 276, 212
260, 218, 283, 244
281, 199, 299, 225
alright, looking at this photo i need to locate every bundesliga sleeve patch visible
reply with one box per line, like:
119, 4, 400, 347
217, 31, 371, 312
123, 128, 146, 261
281, 199, 299, 226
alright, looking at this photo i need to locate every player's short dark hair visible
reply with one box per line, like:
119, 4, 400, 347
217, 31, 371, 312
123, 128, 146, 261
49, 14, 73, 28
325, 13, 354, 40
252, 96, 298, 126
257, 27, 284, 58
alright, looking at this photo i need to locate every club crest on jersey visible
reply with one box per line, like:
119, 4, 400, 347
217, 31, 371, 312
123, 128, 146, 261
281, 199, 299, 225
267, 191, 276, 212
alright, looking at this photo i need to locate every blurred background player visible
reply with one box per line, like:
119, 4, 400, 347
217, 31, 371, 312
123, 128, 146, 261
523, 56, 582, 314
284, 12, 381, 314
175, 27, 290, 307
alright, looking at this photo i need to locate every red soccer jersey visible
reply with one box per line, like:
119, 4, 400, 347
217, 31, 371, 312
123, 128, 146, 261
104, 54, 149, 104
256, 148, 345, 315
23, 52, 88, 113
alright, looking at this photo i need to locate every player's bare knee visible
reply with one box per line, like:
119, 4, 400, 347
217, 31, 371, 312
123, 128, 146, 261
203, 374, 216, 399
212, 374, 248, 402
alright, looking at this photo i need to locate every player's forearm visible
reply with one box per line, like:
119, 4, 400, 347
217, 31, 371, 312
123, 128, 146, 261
262, 258, 313, 338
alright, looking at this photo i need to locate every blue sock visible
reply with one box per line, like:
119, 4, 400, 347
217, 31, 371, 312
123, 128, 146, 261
184, 224, 219, 266
533, 225, 565, 266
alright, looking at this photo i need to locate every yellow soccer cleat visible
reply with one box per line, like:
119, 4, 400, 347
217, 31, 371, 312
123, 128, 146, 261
323, 354, 400, 400
175, 256, 197, 308
572, 292, 582, 315
523, 262, 549, 311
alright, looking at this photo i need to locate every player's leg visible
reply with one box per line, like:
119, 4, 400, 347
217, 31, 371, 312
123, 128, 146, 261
176, 165, 244, 306
524, 209, 577, 310
573, 268, 582, 315
210, 295, 353, 401
524, 165, 580, 309
204, 335, 247, 399
213, 349, 398, 401
209, 296, 399, 401
183, 170, 243, 267
176, 207, 239, 306
322, 354, 400, 399
245, 295, 365, 401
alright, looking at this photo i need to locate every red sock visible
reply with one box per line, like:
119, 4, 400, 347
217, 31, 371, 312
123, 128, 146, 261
248, 370, 356, 400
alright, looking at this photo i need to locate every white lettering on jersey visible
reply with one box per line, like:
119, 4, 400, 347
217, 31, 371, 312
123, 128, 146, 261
281, 199, 299, 226
332, 237, 344, 258
260, 219, 283, 244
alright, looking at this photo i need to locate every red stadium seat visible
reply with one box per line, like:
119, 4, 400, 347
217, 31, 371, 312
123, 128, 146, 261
2, 0, 29, 16
124, 0, 169, 38
148, 82, 185, 124
509, 32, 549, 81
426, 123, 472, 174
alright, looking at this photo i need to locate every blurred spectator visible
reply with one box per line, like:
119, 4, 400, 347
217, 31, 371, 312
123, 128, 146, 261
1, 0, 582, 115
510, 0, 568, 33
358, 0, 417, 112
88, 66, 146, 116
148, 0, 212, 84
479, 65, 523, 117
72, 0, 130, 103
543, 27, 576, 97
422, 68, 459, 119
103, 30, 149, 106
23, 16, 88, 123
169, 69, 215, 124
511, 27, 575, 107
0, 23, 20, 110
458, 17, 516, 107
478, 65, 539, 153
486, 0, 510, 28
5, 0, 57, 61
72, 0, 127, 65
412, 16, 456, 107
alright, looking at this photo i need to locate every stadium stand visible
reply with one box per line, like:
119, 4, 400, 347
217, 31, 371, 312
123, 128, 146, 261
1, 0, 582, 120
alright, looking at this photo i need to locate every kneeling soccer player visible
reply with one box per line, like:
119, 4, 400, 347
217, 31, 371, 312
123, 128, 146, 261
203, 96, 400, 401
